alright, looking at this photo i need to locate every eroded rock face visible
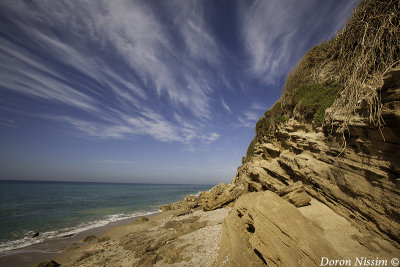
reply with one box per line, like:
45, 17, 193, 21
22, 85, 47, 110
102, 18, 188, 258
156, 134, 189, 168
199, 183, 245, 211
160, 194, 199, 212
120, 216, 208, 266
277, 181, 311, 207
215, 192, 339, 267
159, 70, 400, 267
232, 69, 400, 244
160, 183, 245, 213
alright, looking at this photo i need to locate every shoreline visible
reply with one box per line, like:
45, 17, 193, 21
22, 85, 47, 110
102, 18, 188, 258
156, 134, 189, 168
0, 209, 160, 254
0, 212, 160, 267
53, 207, 230, 266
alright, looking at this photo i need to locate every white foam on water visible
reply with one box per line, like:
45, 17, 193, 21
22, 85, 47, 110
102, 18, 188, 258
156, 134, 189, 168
0, 210, 158, 254
194, 191, 203, 197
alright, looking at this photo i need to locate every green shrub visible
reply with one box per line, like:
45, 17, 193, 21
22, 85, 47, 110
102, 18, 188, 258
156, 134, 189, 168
255, 101, 288, 136
282, 40, 337, 105
293, 80, 341, 126
244, 138, 255, 163
255, 116, 270, 136
276, 114, 289, 123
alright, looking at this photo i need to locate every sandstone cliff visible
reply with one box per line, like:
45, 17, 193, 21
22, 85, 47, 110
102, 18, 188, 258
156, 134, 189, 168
162, 69, 400, 266
214, 68, 399, 266
162, 0, 400, 265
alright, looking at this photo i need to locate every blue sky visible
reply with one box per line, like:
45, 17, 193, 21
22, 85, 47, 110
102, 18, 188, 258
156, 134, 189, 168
0, 0, 358, 184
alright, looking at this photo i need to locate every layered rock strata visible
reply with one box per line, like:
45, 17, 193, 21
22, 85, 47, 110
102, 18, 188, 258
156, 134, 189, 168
158, 69, 400, 266
215, 192, 340, 266
161, 69, 400, 265
233, 69, 400, 244
160, 183, 245, 213
215, 192, 398, 267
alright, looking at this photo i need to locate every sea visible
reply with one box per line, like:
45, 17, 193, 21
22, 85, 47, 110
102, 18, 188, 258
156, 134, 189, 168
0, 180, 213, 254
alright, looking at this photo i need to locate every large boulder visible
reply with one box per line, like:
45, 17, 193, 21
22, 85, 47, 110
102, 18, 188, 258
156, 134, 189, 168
215, 192, 339, 266
160, 194, 199, 212
199, 183, 245, 211
160, 183, 245, 213
276, 181, 311, 207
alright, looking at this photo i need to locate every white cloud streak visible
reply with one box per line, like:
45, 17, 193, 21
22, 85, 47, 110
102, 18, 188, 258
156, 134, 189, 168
237, 104, 265, 128
0, 118, 15, 128
221, 97, 231, 113
167, 0, 220, 65
250, 103, 266, 110
0, 38, 99, 112
0, 0, 223, 146
239, 0, 358, 84
243, 111, 259, 121
0, 0, 358, 146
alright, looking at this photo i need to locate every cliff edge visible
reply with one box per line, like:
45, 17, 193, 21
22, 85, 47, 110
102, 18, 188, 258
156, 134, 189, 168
163, 0, 400, 265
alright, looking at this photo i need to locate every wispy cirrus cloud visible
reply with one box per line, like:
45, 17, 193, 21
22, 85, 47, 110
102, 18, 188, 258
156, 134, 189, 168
238, 0, 358, 84
237, 102, 267, 128
221, 97, 231, 113
0, 37, 99, 112
45, 110, 220, 145
0, 0, 223, 146
0, 0, 358, 150
166, 0, 221, 65
238, 114, 257, 127
0, 118, 15, 128
250, 103, 267, 111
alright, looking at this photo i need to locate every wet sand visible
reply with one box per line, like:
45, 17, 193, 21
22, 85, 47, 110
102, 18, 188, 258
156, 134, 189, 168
0, 213, 159, 267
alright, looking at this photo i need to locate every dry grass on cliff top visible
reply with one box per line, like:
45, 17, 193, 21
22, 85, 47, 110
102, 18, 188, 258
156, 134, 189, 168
248, 0, 399, 161
282, 0, 400, 133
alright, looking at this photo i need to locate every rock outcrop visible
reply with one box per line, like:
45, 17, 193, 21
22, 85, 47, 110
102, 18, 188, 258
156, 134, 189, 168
160, 194, 199, 212
121, 215, 208, 266
159, 69, 400, 267
199, 183, 245, 211
160, 183, 245, 213
215, 192, 340, 266
231, 69, 400, 244
276, 181, 311, 207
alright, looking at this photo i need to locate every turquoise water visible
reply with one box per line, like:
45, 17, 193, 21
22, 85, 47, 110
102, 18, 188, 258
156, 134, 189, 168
0, 180, 212, 252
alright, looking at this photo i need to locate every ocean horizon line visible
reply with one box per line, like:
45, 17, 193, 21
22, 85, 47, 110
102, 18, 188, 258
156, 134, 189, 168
0, 179, 216, 186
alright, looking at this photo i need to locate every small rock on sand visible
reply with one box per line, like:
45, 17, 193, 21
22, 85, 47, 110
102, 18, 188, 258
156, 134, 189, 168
32, 232, 39, 238
82, 235, 97, 243
34, 260, 60, 267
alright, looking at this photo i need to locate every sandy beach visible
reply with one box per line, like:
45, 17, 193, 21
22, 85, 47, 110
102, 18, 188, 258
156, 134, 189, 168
4, 206, 230, 267
0, 213, 159, 267
54, 207, 230, 267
